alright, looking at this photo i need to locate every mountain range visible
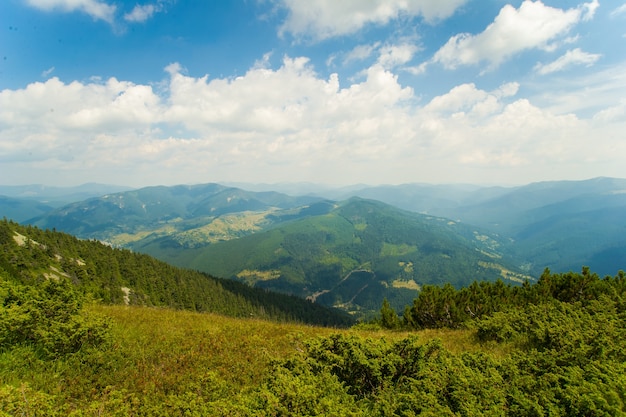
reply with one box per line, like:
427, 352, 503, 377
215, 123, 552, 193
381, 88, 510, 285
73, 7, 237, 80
3, 177, 626, 316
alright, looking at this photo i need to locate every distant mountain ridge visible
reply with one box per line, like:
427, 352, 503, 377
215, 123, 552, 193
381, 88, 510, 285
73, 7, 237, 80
0, 183, 134, 202
0, 183, 134, 222
27, 183, 321, 246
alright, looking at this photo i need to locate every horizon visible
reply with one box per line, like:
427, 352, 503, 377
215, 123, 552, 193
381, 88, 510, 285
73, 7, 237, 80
2, 175, 625, 193
2, 1, 626, 187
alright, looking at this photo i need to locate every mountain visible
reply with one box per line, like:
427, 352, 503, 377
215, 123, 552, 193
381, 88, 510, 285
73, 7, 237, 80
0, 195, 56, 223
28, 183, 321, 246
0, 183, 134, 222
0, 218, 353, 326
0, 183, 134, 205
134, 198, 529, 315
23, 178, 626, 311
334, 178, 626, 276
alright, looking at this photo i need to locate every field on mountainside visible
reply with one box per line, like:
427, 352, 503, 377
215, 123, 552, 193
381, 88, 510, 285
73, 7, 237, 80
0, 304, 480, 415
3, 267, 626, 415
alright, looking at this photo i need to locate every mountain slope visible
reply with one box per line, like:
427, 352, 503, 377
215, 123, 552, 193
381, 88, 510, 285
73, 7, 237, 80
0, 219, 353, 326
0, 183, 135, 222
337, 178, 626, 276
0, 195, 55, 223
28, 183, 321, 246
136, 198, 530, 315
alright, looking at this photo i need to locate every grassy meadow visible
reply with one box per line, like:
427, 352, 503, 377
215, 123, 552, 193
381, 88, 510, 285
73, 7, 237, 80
1, 303, 488, 416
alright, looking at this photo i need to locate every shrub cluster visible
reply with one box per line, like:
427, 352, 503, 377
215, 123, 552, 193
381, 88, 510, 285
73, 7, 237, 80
0, 277, 111, 359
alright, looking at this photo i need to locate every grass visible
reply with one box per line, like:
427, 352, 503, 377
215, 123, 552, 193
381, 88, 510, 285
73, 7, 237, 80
0, 304, 511, 414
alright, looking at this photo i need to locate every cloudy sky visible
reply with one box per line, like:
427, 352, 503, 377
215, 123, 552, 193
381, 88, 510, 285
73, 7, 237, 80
1, 0, 625, 187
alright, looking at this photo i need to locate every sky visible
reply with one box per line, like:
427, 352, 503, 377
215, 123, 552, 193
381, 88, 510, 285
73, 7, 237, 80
1, 0, 625, 188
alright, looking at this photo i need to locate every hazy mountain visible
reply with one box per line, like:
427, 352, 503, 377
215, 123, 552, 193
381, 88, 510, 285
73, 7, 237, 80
0, 183, 134, 222
335, 178, 626, 276
0, 195, 56, 223
28, 183, 322, 246
134, 198, 529, 315
20, 178, 626, 307
0, 183, 134, 204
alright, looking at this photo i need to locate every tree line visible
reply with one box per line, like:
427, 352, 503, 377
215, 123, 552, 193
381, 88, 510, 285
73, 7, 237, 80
0, 218, 352, 327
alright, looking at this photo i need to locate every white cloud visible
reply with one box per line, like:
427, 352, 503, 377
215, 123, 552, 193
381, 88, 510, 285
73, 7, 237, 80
593, 100, 626, 123
532, 62, 626, 117
431, 1, 595, 71
535, 48, 601, 75
124, 4, 157, 23
41, 66, 55, 78
276, 0, 468, 40
343, 43, 380, 64
1, 58, 625, 186
611, 4, 626, 17
25, 0, 116, 23
495, 82, 520, 98
331, 42, 418, 70
123, 1, 173, 23
377, 44, 419, 69
581, 0, 599, 21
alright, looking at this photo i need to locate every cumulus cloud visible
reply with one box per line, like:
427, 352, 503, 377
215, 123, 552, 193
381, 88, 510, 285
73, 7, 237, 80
276, 0, 468, 40
330, 42, 419, 71
423, 82, 520, 119
535, 48, 601, 75
581, 0, 599, 21
25, 0, 116, 23
593, 100, 626, 123
1, 57, 624, 186
431, 0, 596, 71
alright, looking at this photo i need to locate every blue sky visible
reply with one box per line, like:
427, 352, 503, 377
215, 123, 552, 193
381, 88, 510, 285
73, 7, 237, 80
1, 0, 625, 187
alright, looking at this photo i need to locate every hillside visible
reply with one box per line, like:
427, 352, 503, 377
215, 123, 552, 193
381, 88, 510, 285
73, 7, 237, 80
335, 177, 626, 276
0, 195, 55, 223
2, 267, 625, 415
136, 198, 530, 315
0, 183, 134, 222
27, 183, 320, 246
0, 219, 352, 326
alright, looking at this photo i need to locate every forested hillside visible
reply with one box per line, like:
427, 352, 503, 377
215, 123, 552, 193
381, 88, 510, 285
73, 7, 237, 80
0, 219, 352, 326
342, 177, 626, 276
140, 198, 529, 316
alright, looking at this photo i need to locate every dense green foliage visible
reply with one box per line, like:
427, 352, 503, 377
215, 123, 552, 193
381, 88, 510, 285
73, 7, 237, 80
0, 218, 352, 326
2, 261, 624, 415
0, 277, 111, 359
401, 267, 626, 329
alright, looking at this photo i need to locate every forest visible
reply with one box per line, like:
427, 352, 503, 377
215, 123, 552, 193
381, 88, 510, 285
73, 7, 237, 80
0, 219, 352, 327
1, 218, 625, 415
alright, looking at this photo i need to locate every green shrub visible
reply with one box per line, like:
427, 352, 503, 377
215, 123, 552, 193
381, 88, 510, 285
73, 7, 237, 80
0, 278, 111, 358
